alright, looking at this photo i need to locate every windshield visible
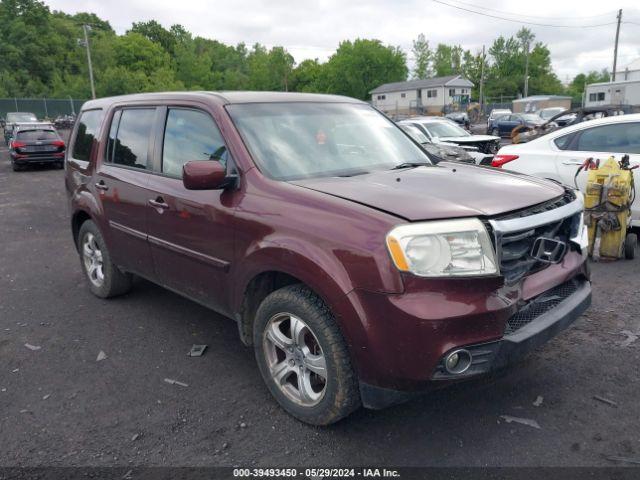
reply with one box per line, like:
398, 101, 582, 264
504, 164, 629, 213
399, 124, 430, 144
539, 108, 565, 120
7, 112, 37, 122
227, 103, 432, 180
420, 121, 470, 138
16, 130, 58, 141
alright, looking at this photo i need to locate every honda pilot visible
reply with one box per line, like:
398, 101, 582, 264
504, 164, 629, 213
65, 92, 591, 425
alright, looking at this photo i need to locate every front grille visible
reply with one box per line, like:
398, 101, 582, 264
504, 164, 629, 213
490, 190, 580, 284
466, 140, 499, 154
504, 279, 580, 335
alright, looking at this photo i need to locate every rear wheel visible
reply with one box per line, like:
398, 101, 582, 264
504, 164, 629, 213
78, 220, 132, 298
253, 284, 360, 425
624, 233, 637, 259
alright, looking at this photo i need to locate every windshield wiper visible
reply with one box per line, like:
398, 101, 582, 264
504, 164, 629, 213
390, 162, 431, 170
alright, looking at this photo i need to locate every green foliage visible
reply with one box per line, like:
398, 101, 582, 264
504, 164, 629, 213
566, 69, 610, 102
324, 39, 407, 100
0, 1, 612, 104
432, 44, 463, 77
411, 34, 431, 79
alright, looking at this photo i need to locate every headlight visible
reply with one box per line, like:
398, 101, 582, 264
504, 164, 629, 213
386, 218, 498, 277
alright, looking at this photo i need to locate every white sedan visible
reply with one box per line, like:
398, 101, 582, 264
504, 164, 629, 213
494, 113, 640, 227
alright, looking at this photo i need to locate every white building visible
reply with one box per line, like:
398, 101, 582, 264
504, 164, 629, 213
370, 75, 474, 116
613, 58, 640, 82
585, 79, 640, 107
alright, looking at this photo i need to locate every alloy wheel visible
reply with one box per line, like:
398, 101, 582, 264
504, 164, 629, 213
262, 312, 327, 407
82, 232, 104, 287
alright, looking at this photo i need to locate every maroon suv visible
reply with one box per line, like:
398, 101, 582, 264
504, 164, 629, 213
65, 92, 591, 425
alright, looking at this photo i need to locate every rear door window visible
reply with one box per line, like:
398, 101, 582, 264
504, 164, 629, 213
161, 108, 228, 178
71, 109, 104, 161
575, 123, 640, 154
110, 108, 156, 170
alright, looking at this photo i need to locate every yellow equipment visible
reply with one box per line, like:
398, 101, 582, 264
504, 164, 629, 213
582, 155, 637, 260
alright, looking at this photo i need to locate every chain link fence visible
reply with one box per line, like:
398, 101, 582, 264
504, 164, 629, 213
0, 98, 86, 120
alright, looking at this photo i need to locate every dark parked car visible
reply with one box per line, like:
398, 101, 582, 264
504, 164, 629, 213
488, 113, 545, 137
66, 92, 591, 425
444, 112, 470, 128
9, 127, 66, 171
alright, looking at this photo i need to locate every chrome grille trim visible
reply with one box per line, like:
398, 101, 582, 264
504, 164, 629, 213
489, 198, 583, 234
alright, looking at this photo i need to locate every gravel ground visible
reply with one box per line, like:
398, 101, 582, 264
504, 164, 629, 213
0, 136, 639, 468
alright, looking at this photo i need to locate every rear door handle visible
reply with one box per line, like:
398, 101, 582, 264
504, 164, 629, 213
562, 160, 583, 166
148, 197, 169, 210
95, 180, 109, 191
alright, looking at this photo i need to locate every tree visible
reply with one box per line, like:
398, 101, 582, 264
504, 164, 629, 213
432, 44, 463, 77
566, 69, 610, 102
129, 20, 176, 53
290, 59, 326, 92
484, 30, 562, 99
411, 34, 431, 79
324, 39, 407, 100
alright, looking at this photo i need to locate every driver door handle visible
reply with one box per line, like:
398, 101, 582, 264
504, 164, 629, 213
562, 160, 583, 166
148, 197, 169, 210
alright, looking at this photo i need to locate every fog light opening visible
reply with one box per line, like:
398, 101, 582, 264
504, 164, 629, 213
444, 349, 472, 374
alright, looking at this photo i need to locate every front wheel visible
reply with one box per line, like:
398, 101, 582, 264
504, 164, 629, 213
78, 220, 132, 298
491, 128, 500, 137
253, 284, 360, 425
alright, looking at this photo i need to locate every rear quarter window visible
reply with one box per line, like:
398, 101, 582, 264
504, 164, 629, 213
71, 109, 104, 161
553, 133, 573, 150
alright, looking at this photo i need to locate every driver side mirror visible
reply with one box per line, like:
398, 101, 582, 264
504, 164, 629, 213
182, 160, 236, 190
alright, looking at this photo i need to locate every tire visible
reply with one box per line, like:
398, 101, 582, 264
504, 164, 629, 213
253, 284, 360, 425
491, 128, 500, 137
12, 162, 23, 172
624, 233, 637, 260
78, 220, 132, 298
55, 161, 64, 169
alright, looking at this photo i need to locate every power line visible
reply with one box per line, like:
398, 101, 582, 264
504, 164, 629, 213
442, 0, 618, 21
431, 0, 618, 28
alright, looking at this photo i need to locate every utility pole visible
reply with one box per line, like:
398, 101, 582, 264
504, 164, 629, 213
524, 40, 530, 98
612, 9, 622, 82
81, 24, 96, 99
479, 45, 485, 115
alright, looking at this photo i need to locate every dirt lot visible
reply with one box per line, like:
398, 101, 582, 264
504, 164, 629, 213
0, 137, 639, 468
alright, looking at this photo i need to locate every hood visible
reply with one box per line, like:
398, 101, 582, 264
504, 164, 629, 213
437, 135, 499, 144
291, 163, 565, 221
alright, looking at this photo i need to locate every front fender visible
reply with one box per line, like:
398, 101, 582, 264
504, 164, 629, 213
233, 240, 354, 316
232, 240, 380, 379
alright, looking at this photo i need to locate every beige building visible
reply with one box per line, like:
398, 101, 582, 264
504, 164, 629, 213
370, 75, 474, 116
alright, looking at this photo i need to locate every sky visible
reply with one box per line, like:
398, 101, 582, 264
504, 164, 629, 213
45, 0, 640, 82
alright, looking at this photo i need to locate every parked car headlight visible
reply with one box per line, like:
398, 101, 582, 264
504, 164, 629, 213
386, 218, 498, 277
